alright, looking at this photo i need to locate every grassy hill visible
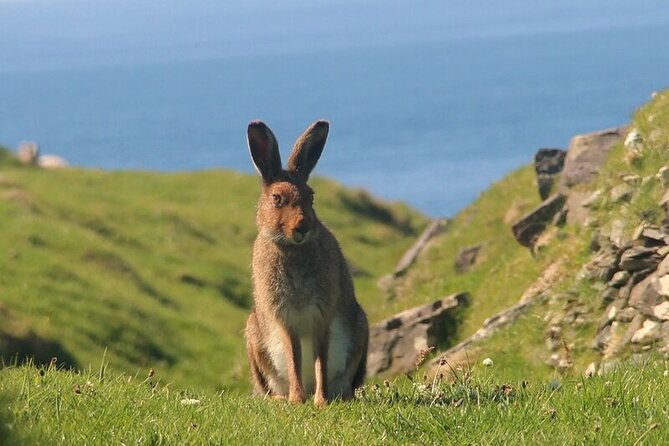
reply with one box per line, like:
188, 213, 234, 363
2, 89, 669, 444
390, 89, 669, 379
0, 160, 426, 391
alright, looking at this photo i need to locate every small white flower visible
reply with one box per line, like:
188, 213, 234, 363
180, 398, 201, 406
482, 357, 494, 367
663, 370, 669, 377
413, 383, 428, 392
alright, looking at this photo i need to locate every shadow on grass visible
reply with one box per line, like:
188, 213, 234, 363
0, 330, 79, 370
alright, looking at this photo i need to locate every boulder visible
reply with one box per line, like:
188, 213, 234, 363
609, 184, 635, 203
16, 141, 39, 165
37, 155, 69, 169
565, 191, 594, 226
619, 246, 662, 272
608, 271, 630, 288
367, 293, 469, 376
534, 148, 566, 200
629, 275, 663, 315
631, 320, 661, 344
624, 128, 643, 151
511, 193, 566, 248
561, 127, 628, 188
454, 245, 481, 273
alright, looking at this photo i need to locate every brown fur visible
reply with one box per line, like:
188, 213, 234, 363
244, 120, 369, 407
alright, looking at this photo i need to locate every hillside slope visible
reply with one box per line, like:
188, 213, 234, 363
0, 160, 426, 390
387, 89, 669, 380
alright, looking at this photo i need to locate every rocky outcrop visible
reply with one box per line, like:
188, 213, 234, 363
16, 141, 39, 165
454, 245, 481, 273
511, 193, 567, 248
367, 293, 469, 376
561, 127, 628, 188
548, 222, 669, 374
534, 148, 566, 200
15, 141, 69, 169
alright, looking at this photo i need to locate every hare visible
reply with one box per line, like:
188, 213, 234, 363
244, 120, 369, 407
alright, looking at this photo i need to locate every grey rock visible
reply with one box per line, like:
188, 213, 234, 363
629, 275, 663, 314
620, 246, 661, 272
656, 256, 669, 276
38, 154, 69, 169
545, 325, 562, 352
16, 141, 39, 165
511, 193, 567, 248
631, 320, 661, 344
581, 190, 604, 208
655, 274, 669, 296
609, 219, 629, 248
609, 184, 635, 203
599, 287, 618, 305
592, 324, 612, 351
562, 127, 629, 188
639, 226, 666, 245
565, 191, 596, 226
657, 166, 669, 187
599, 300, 624, 329
454, 245, 481, 274
608, 271, 631, 288
615, 307, 638, 323
367, 293, 469, 376
661, 321, 669, 343
585, 247, 619, 282
653, 301, 669, 321
621, 174, 641, 184
584, 362, 599, 377
534, 148, 566, 200
657, 246, 669, 258
624, 128, 643, 151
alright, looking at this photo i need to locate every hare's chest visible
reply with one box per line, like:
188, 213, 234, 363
277, 266, 326, 308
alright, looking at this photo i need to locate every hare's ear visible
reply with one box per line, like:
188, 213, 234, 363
287, 120, 329, 182
248, 121, 282, 184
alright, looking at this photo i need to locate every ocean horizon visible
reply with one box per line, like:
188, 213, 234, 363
1, 0, 668, 217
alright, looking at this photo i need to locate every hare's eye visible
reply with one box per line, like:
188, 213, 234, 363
272, 194, 283, 207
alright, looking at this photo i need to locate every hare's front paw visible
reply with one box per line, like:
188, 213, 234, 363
288, 389, 306, 405
313, 394, 328, 408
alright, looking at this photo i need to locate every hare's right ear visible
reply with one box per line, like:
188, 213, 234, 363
247, 121, 282, 184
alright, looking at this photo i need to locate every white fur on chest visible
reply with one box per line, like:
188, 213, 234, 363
264, 315, 351, 396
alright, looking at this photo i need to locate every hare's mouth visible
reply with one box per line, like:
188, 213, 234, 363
292, 231, 306, 244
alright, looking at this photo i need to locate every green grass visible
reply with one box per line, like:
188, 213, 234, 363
3, 89, 669, 445
0, 153, 426, 391
2, 359, 668, 445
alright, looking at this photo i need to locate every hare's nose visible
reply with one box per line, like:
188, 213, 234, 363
295, 222, 309, 235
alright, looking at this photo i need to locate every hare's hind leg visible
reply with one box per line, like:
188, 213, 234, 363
350, 308, 369, 392
245, 311, 271, 396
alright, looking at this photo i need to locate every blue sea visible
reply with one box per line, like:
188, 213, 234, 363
1, 0, 668, 216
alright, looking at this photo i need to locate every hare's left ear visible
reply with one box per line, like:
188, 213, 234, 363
248, 121, 282, 184
287, 120, 329, 182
